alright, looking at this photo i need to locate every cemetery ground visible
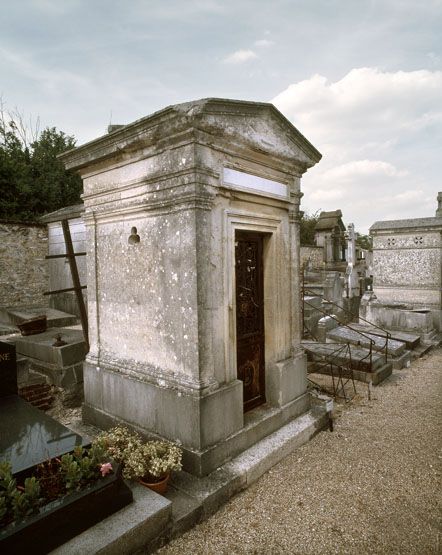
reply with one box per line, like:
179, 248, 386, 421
153, 347, 442, 555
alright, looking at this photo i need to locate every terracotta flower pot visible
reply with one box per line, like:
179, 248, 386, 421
138, 473, 170, 494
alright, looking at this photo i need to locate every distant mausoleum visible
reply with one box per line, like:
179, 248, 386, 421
314, 210, 346, 270
370, 193, 442, 331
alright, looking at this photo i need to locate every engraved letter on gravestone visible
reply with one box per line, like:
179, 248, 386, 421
0, 341, 18, 397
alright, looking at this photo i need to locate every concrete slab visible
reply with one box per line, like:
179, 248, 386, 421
0, 324, 18, 336
308, 359, 393, 386
303, 341, 387, 371
0, 306, 77, 328
327, 326, 406, 356
303, 341, 393, 385
12, 327, 86, 367
389, 350, 412, 370
351, 323, 420, 350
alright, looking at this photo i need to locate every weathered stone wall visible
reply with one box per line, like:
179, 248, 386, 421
300, 245, 324, 269
0, 221, 49, 308
371, 229, 442, 308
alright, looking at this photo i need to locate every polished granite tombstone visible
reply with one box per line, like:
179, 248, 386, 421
0, 396, 87, 474
0, 340, 17, 397
0, 340, 86, 475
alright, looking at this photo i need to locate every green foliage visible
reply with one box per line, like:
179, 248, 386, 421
0, 102, 82, 221
87, 442, 108, 468
300, 210, 320, 246
60, 454, 83, 493
1, 462, 41, 522
0, 462, 16, 525
356, 233, 372, 251
72, 445, 105, 482
12, 477, 41, 520
0, 495, 7, 522
96, 426, 182, 481
0, 444, 114, 530
0, 461, 16, 494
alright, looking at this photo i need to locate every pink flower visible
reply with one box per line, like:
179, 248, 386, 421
100, 462, 113, 477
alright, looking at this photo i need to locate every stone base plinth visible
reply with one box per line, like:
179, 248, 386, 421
83, 359, 310, 476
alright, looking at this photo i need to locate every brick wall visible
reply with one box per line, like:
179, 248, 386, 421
0, 221, 49, 307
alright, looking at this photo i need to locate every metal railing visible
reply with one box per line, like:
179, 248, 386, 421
304, 342, 357, 402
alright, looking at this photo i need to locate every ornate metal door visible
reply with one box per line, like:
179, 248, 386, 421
235, 231, 266, 412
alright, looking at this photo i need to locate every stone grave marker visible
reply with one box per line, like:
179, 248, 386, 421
0, 341, 87, 475
0, 340, 17, 397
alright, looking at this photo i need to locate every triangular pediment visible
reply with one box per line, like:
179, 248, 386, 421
173, 98, 322, 169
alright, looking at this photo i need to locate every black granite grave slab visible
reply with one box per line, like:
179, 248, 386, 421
0, 395, 87, 474
0, 341, 17, 397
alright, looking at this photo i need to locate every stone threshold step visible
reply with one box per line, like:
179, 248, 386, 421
51, 406, 330, 555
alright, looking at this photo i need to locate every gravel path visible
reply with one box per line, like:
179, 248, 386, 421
158, 347, 442, 555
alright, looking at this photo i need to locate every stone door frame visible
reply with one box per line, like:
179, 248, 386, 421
223, 209, 284, 405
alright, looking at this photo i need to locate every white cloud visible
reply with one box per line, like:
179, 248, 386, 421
272, 68, 442, 231
309, 188, 345, 202
254, 39, 274, 47
223, 49, 258, 64
322, 160, 408, 182
273, 68, 442, 147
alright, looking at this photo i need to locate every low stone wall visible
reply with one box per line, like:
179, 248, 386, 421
0, 221, 49, 308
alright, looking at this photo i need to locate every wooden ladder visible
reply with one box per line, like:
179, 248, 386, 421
43, 219, 89, 352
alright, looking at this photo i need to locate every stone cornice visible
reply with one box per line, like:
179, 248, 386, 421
82, 193, 216, 224
86, 352, 219, 394
81, 165, 219, 202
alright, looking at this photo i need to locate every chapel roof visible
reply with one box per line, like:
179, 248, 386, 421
314, 210, 346, 231
370, 216, 442, 233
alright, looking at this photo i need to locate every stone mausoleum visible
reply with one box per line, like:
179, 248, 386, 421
314, 209, 346, 270
370, 192, 442, 332
60, 99, 321, 476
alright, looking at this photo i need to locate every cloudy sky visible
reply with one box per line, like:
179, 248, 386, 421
1, 0, 441, 232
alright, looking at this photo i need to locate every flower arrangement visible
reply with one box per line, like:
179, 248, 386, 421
96, 426, 182, 483
0, 443, 113, 530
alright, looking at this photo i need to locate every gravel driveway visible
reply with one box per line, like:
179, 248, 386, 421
158, 347, 442, 554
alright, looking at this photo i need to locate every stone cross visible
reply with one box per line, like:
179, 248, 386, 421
436, 192, 442, 218
345, 223, 359, 297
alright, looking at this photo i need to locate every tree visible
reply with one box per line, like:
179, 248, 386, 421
0, 101, 82, 222
300, 210, 320, 245
355, 233, 372, 251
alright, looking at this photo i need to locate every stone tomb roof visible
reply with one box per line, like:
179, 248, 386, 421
40, 203, 84, 224
59, 98, 322, 173
314, 209, 346, 232
370, 216, 442, 233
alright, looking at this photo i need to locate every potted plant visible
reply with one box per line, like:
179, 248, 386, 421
97, 426, 182, 494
